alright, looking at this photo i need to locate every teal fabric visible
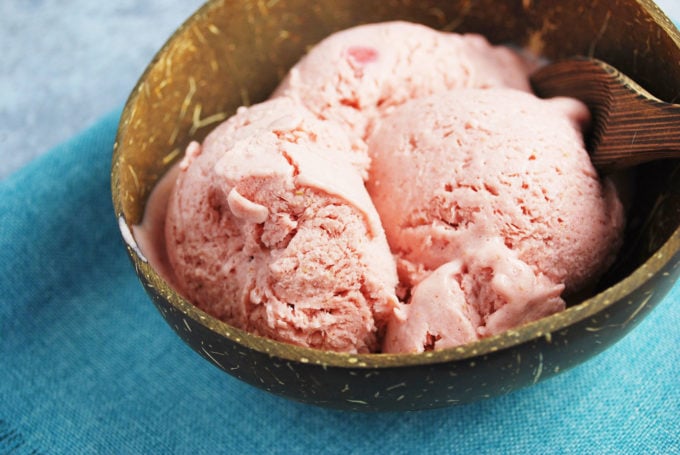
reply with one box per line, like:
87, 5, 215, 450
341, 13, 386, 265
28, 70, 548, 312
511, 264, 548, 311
1, 109, 679, 454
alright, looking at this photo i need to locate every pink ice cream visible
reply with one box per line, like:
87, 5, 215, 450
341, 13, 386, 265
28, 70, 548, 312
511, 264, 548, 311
273, 21, 534, 140
140, 21, 626, 355
369, 89, 624, 353
164, 97, 399, 353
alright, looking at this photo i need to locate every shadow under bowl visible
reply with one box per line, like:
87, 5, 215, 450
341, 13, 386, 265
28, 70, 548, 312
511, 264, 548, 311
112, 0, 680, 411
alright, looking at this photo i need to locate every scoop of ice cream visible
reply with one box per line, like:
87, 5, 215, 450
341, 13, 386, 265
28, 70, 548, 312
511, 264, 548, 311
273, 21, 534, 141
150, 22, 625, 355
368, 88, 625, 353
165, 97, 399, 353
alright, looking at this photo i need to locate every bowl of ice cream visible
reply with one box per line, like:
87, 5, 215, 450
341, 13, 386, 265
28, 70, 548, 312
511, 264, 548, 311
112, 0, 680, 411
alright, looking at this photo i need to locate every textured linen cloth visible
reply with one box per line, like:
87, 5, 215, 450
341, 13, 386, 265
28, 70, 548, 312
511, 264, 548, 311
1, 109, 679, 454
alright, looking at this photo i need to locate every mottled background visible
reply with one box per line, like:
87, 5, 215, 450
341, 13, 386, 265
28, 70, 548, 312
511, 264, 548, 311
1, 0, 678, 179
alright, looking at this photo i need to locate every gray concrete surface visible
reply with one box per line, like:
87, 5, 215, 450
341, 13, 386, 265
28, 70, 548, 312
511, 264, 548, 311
1, 0, 678, 179
0, 0, 204, 179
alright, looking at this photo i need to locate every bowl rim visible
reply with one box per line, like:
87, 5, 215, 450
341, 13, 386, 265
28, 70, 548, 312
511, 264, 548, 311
112, 0, 680, 370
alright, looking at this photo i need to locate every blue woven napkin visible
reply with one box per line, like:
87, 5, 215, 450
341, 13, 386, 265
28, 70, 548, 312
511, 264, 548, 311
1, 109, 678, 454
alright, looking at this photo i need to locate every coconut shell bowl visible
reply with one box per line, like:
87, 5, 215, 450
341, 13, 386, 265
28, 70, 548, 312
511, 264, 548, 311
111, 0, 680, 411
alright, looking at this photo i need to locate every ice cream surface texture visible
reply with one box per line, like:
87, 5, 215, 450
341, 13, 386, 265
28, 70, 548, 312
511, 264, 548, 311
143, 21, 625, 354
274, 21, 534, 140
164, 97, 399, 353
368, 89, 624, 353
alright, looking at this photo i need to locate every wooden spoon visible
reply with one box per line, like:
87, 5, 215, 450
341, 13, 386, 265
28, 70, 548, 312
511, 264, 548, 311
530, 57, 680, 171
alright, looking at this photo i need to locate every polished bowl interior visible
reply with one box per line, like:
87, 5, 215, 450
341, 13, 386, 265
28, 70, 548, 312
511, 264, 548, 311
111, 0, 680, 411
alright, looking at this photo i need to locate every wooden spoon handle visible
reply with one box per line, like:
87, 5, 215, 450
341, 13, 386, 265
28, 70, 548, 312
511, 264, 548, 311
531, 58, 680, 171
595, 84, 680, 169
